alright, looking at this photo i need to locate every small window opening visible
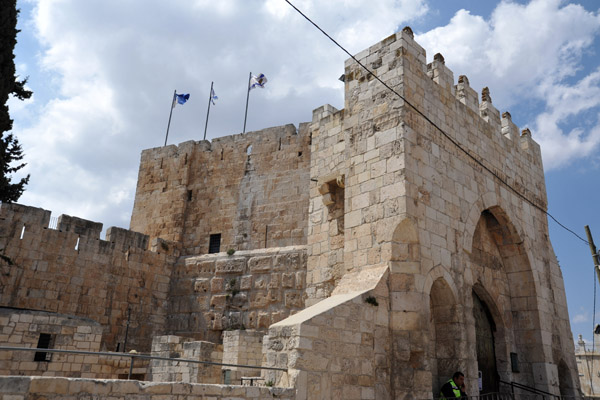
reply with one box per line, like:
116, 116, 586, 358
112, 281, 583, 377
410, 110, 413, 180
298, 151, 302, 157
209, 233, 221, 254
220, 149, 224, 160
246, 145, 252, 155
223, 369, 231, 384
75, 236, 80, 251
510, 352, 520, 373
278, 138, 282, 151
20, 225, 25, 240
187, 190, 193, 201
34, 333, 53, 362
184, 153, 188, 165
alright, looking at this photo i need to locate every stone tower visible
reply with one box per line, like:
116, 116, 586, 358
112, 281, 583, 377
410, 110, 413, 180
263, 27, 579, 399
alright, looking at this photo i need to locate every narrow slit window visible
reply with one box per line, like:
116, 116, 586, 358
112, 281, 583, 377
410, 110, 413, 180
20, 225, 25, 240
187, 190, 193, 201
75, 236, 80, 251
209, 233, 221, 254
34, 333, 53, 362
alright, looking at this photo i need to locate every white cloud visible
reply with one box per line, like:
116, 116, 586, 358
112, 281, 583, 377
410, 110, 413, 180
9, 0, 600, 233
415, 0, 600, 170
573, 311, 589, 324
11, 0, 428, 231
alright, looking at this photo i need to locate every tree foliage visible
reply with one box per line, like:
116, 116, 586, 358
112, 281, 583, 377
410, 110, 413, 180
1, 0, 32, 202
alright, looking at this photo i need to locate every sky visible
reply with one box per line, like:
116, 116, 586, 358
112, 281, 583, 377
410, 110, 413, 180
7, 0, 600, 343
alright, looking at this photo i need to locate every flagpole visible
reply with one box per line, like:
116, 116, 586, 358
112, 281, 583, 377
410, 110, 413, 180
164, 89, 176, 146
203, 82, 213, 141
243, 72, 252, 134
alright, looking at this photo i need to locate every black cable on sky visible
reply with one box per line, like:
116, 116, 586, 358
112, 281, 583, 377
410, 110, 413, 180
283, 0, 590, 246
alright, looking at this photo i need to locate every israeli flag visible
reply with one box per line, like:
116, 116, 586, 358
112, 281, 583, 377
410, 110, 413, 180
250, 73, 267, 90
210, 88, 218, 105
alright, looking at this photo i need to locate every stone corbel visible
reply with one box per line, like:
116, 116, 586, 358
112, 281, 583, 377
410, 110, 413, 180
317, 173, 345, 206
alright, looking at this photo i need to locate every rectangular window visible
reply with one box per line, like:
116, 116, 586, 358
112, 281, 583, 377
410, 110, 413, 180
209, 233, 221, 254
34, 333, 53, 362
510, 352, 519, 373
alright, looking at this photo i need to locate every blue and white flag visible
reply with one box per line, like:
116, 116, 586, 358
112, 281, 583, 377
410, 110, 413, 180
210, 87, 218, 105
249, 73, 267, 90
173, 93, 190, 108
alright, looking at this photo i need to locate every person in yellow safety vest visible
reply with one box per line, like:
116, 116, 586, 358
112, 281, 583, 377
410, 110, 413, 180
440, 371, 467, 399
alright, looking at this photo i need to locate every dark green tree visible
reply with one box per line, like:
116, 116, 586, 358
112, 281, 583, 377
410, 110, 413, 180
1, 0, 32, 203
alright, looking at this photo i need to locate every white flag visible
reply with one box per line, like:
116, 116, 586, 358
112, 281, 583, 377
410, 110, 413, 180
249, 73, 267, 90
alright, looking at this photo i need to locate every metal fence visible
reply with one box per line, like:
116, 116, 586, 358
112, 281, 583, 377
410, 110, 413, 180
431, 393, 582, 400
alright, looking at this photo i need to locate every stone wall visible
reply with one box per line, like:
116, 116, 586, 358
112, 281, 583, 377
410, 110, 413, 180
574, 335, 599, 398
263, 265, 390, 400
0, 203, 176, 352
130, 124, 311, 255
0, 376, 295, 399
0, 308, 103, 378
149, 335, 223, 384
303, 27, 579, 397
222, 330, 264, 385
167, 246, 306, 342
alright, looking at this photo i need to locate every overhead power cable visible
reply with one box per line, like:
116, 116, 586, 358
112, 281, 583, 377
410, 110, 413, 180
282, 0, 589, 246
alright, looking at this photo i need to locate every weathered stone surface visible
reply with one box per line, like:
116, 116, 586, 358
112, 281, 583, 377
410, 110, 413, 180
0, 26, 579, 400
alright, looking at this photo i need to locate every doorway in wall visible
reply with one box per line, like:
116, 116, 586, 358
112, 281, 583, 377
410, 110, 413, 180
473, 291, 499, 394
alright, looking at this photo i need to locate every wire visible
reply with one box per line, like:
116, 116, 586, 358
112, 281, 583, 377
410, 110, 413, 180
283, 0, 590, 246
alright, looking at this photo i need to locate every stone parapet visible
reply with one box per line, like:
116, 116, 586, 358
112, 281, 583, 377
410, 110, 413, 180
149, 335, 222, 384
0, 376, 295, 399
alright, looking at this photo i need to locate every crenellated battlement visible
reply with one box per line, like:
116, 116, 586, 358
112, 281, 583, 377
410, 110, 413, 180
0, 202, 176, 352
342, 26, 543, 175
0, 203, 160, 253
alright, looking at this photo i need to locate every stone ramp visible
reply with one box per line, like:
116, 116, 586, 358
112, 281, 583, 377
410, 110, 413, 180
262, 264, 391, 399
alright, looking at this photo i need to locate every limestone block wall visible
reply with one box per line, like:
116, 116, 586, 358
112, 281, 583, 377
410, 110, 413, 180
306, 27, 579, 397
167, 246, 306, 342
0, 376, 296, 399
391, 30, 577, 396
574, 334, 600, 398
130, 124, 311, 256
221, 330, 264, 384
0, 203, 176, 352
305, 105, 346, 305
0, 308, 103, 378
262, 266, 390, 400
149, 335, 222, 384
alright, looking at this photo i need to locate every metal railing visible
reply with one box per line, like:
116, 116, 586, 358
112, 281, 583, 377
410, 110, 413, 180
499, 379, 564, 400
432, 393, 581, 400
0, 346, 287, 381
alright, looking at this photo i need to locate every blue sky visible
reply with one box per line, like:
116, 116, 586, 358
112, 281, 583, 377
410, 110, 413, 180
8, 0, 600, 343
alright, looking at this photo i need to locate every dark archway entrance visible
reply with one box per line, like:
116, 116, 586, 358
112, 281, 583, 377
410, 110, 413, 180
430, 278, 460, 394
473, 291, 499, 394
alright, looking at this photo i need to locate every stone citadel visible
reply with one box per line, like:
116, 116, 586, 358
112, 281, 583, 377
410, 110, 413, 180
0, 28, 581, 399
